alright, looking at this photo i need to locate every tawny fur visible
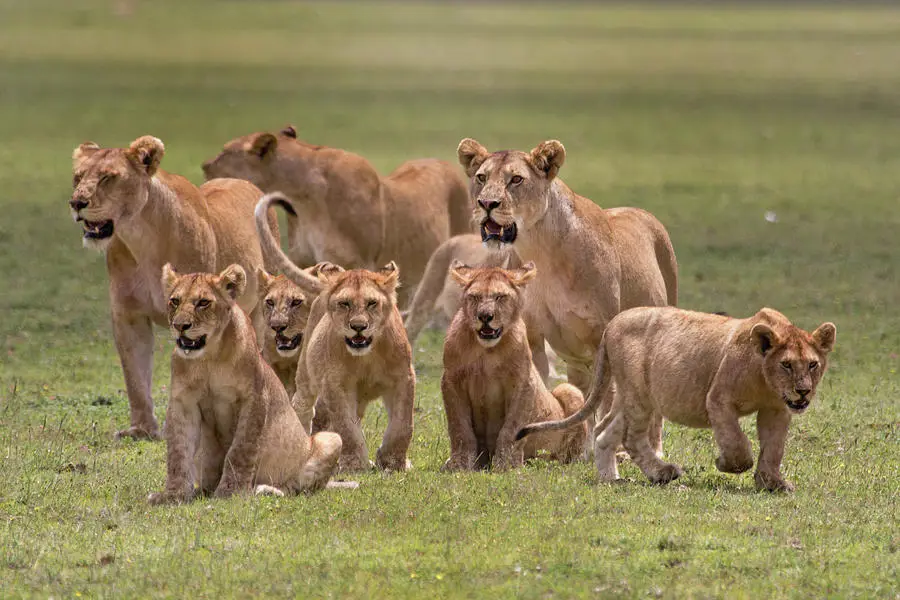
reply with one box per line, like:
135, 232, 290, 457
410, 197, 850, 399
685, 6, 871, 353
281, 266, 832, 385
441, 264, 587, 471
293, 263, 415, 473
457, 138, 678, 452
202, 125, 472, 306
147, 265, 342, 505
70, 136, 277, 440
517, 307, 836, 492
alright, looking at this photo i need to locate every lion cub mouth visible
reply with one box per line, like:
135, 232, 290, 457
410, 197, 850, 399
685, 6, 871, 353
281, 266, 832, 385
480, 218, 517, 244
176, 335, 207, 353
477, 324, 503, 341
82, 219, 115, 240
274, 332, 302, 353
785, 397, 810, 413
345, 334, 373, 351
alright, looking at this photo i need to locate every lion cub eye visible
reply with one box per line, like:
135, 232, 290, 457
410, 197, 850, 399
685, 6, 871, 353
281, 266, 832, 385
290, 298, 303, 307
338, 300, 351, 309
265, 298, 275, 308
780, 360, 792, 371
366, 300, 377, 309
509, 175, 523, 185
495, 294, 509, 302
809, 361, 819, 371
475, 173, 486, 184
196, 298, 211, 309
168, 298, 180, 308
72, 174, 83, 187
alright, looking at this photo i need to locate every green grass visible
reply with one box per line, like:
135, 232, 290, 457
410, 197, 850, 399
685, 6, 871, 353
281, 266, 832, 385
1, 1, 898, 597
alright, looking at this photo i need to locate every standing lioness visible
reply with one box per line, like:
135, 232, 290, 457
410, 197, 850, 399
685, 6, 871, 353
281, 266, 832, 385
70, 136, 276, 440
517, 307, 836, 492
441, 263, 586, 471
148, 264, 342, 504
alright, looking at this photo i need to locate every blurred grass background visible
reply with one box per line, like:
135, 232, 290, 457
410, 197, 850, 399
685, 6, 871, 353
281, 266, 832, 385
0, 1, 898, 598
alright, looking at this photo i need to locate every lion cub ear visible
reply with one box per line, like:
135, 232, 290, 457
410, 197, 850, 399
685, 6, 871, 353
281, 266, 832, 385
529, 140, 566, 180
751, 323, 781, 356
161, 263, 180, 294
507, 261, 537, 287
811, 322, 836, 354
216, 264, 247, 300
316, 262, 346, 284
449, 259, 477, 287
127, 136, 165, 176
279, 125, 298, 139
256, 268, 276, 293
376, 261, 400, 292
72, 142, 100, 169
457, 138, 490, 178
250, 133, 277, 158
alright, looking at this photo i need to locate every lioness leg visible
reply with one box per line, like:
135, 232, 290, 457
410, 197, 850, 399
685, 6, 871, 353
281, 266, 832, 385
566, 362, 595, 457
375, 375, 414, 472
292, 431, 343, 493
111, 310, 160, 440
754, 408, 794, 492
621, 391, 683, 484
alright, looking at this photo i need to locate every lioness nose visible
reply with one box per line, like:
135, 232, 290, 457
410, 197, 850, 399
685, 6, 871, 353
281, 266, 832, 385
477, 311, 493, 323
479, 199, 500, 212
69, 198, 88, 211
272, 324, 287, 333
175, 322, 191, 333
351, 322, 368, 333
796, 388, 811, 398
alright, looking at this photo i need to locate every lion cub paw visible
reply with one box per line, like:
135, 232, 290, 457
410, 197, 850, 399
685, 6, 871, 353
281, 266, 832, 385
649, 463, 683, 485
377, 457, 412, 473
754, 471, 795, 493
116, 425, 161, 441
715, 454, 753, 474
147, 491, 190, 506
254, 485, 286, 497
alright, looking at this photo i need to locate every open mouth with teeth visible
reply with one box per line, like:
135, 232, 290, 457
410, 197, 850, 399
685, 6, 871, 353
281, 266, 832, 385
82, 219, 115, 240
480, 218, 517, 244
275, 332, 302, 352
477, 324, 503, 341
176, 335, 207, 353
785, 397, 810, 413
345, 334, 373, 350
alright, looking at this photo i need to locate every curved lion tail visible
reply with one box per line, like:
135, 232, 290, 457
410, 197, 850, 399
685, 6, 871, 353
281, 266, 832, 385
254, 192, 323, 297
515, 333, 610, 441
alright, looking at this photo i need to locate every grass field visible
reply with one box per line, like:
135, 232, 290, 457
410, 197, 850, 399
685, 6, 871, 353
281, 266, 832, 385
1, 1, 898, 597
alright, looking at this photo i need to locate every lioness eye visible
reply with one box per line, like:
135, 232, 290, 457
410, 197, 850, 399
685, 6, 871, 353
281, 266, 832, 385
366, 300, 377, 309
168, 298, 180, 308
72, 174, 83, 187
475, 173, 486, 183
338, 300, 351, 309
265, 298, 274, 307
196, 299, 211, 309
496, 294, 508, 302
291, 298, 303, 307
809, 361, 819, 371
509, 175, 523, 185
780, 361, 792, 371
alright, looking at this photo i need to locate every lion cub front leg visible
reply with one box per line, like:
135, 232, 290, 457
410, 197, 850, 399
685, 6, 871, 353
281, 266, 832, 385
148, 398, 199, 505
706, 389, 754, 475
375, 371, 415, 472
754, 408, 794, 492
214, 396, 268, 498
321, 387, 372, 473
440, 377, 478, 471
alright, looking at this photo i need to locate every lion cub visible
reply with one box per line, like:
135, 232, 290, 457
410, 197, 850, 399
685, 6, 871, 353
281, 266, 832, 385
441, 262, 587, 471
518, 307, 836, 492
294, 262, 415, 473
257, 268, 317, 397
148, 264, 342, 504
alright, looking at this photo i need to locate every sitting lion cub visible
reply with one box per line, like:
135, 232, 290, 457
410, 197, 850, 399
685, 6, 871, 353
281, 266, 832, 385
294, 262, 415, 473
441, 262, 587, 471
148, 264, 342, 504
517, 307, 836, 492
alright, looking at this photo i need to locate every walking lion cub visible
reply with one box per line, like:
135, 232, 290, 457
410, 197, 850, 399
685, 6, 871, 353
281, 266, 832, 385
441, 263, 587, 471
147, 264, 342, 504
517, 307, 836, 491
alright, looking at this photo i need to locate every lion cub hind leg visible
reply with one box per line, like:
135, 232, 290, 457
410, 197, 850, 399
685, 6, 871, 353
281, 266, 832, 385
594, 411, 624, 481
621, 390, 683, 485
291, 431, 343, 493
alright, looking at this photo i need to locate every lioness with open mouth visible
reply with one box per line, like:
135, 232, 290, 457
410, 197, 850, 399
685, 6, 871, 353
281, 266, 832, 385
517, 307, 836, 492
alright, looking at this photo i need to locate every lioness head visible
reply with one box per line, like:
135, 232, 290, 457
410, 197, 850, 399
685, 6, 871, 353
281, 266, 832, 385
162, 263, 247, 360
457, 138, 565, 248
70, 136, 166, 250
751, 319, 837, 414
449, 261, 536, 348
257, 268, 312, 357
201, 125, 300, 186
320, 262, 400, 357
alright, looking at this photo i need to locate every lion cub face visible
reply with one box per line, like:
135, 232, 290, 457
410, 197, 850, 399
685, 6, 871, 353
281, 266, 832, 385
320, 262, 400, 357
752, 321, 836, 414
450, 261, 537, 348
456, 138, 566, 248
70, 136, 166, 250
162, 264, 248, 360
201, 126, 299, 187
257, 269, 311, 358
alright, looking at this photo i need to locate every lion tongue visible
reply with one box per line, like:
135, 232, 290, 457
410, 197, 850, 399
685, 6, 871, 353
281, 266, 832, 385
485, 220, 503, 235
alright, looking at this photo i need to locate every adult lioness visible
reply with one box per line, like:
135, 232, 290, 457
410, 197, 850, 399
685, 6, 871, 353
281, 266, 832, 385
457, 138, 678, 449
256, 268, 318, 398
148, 264, 342, 504
202, 125, 472, 306
70, 136, 276, 440
293, 262, 415, 473
517, 307, 836, 492
441, 263, 586, 471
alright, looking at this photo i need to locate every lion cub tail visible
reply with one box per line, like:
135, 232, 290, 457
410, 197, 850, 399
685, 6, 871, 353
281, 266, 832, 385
255, 192, 324, 297
515, 334, 611, 441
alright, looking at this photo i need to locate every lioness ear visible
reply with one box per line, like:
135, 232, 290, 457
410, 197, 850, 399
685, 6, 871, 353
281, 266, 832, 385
316, 262, 345, 284
216, 264, 247, 300
457, 138, 490, 178
751, 323, 781, 356
127, 136, 165, 176
376, 261, 400, 292
449, 259, 477, 287
529, 140, 566, 180
251, 133, 277, 158
508, 261, 537, 287
72, 142, 100, 169
161, 263, 179, 294
256, 267, 275, 292
279, 125, 298, 139
812, 322, 836, 354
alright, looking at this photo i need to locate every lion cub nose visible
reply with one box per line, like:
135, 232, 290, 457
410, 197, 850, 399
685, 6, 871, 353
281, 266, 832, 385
175, 322, 192, 333
477, 311, 494, 323
350, 322, 368, 333
479, 199, 500, 212
272, 324, 287, 334
795, 388, 811, 398
70, 198, 88, 211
